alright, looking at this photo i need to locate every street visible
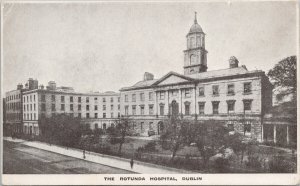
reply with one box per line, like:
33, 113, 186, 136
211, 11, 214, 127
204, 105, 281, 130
3, 140, 134, 174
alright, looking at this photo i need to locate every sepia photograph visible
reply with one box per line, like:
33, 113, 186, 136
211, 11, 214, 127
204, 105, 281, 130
1, 0, 298, 185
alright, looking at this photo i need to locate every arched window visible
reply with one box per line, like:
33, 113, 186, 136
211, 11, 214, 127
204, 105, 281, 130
103, 123, 107, 130
190, 37, 195, 48
190, 54, 197, 65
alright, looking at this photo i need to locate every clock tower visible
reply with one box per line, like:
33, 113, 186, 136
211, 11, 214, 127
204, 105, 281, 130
184, 12, 208, 75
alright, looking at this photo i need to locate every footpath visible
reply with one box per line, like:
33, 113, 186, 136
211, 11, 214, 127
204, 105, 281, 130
4, 137, 195, 174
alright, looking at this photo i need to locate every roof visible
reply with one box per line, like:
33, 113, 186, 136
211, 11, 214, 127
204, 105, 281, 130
189, 23, 203, 34
120, 79, 158, 91
186, 66, 263, 80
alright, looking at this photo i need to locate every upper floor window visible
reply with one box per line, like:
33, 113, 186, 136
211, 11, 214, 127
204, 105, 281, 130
132, 94, 136, 102
111, 97, 114, 102
103, 105, 106, 111
199, 86, 205, 96
94, 105, 98, 111
149, 104, 154, 115
227, 100, 235, 113
86, 97, 89, 103
111, 105, 113, 110
149, 92, 154, 101
212, 85, 219, 96
132, 105, 136, 115
184, 89, 191, 98
118, 97, 120, 102
94, 97, 97, 101
78, 104, 81, 111
118, 104, 120, 110
61, 104, 65, 111
51, 95, 55, 102
61, 96, 65, 102
41, 103, 46, 111
125, 106, 129, 115
140, 93, 145, 101
51, 104, 56, 111
33, 95, 36, 101
227, 84, 235, 95
78, 97, 81, 103
70, 96, 73, 102
103, 98, 106, 103
184, 102, 190, 115
140, 105, 145, 115
86, 105, 89, 111
159, 104, 164, 115
244, 82, 252, 94
70, 104, 74, 111
125, 95, 128, 102
159, 92, 165, 100
171, 90, 178, 97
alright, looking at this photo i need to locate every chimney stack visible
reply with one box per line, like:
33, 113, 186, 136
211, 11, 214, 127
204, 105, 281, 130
229, 56, 239, 68
143, 72, 154, 81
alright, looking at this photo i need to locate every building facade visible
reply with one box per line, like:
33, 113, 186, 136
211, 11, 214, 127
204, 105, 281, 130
22, 80, 121, 135
120, 14, 273, 141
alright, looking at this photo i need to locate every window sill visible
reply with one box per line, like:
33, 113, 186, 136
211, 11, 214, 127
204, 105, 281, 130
243, 92, 252, 95
212, 94, 219, 97
227, 93, 235, 96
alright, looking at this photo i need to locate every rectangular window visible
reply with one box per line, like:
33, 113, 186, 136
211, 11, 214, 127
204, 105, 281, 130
111, 113, 113, 118
34, 95, 36, 101
243, 100, 252, 111
61, 96, 65, 102
110, 97, 113, 102
132, 94, 136, 102
199, 86, 205, 96
140, 105, 145, 115
149, 105, 154, 115
244, 82, 252, 94
118, 112, 120, 118
34, 104, 36, 111
103, 98, 106, 103
118, 104, 120, 110
118, 97, 120, 102
212, 85, 219, 96
51, 95, 55, 102
70, 104, 74, 111
184, 89, 191, 98
149, 122, 153, 130
227, 100, 235, 112
70, 96, 73, 102
41, 103, 46, 111
140, 93, 145, 101
78, 113, 81, 118
132, 105, 136, 115
30, 95, 32, 102
95, 113, 98, 118
86, 105, 89, 111
227, 84, 235, 95
52, 104, 55, 111
160, 104, 164, 115
61, 104, 65, 111
78, 104, 81, 111
78, 97, 81, 103
125, 95, 128, 102
103, 105, 106, 110
41, 95, 46, 102
86, 113, 90, 118
103, 113, 106, 118
94, 105, 98, 111
86, 97, 89, 103
30, 104, 32, 111
125, 106, 129, 115
244, 123, 251, 133
94, 97, 97, 101
185, 103, 190, 115
159, 92, 165, 100
111, 105, 113, 110
149, 92, 154, 101
141, 122, 144, 132
198, 102, 205, 115
212, 101, 219, 114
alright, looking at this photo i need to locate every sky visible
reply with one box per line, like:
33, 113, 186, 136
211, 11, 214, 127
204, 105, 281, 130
3, 1, 297, 94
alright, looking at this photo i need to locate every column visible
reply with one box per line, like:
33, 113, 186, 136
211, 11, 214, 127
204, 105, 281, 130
273, 125, 277, 144
287, 125, 290, 145
261, 124, 264, 143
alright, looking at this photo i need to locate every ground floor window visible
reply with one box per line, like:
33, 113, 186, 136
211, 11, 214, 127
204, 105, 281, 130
244, 123, 251, 133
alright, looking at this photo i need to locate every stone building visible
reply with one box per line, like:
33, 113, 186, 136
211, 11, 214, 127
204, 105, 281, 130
4, 84, 24, 135
22, 80, 120, 135
120, 14, 273, 141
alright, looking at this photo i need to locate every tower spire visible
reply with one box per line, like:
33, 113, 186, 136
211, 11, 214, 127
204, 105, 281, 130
194, 12, 198, 24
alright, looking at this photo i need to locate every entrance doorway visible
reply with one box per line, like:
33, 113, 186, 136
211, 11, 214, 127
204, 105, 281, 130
157, 121, 164, 135
170, 100, 179, 116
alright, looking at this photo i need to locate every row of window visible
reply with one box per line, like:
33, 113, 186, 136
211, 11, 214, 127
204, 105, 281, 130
39, 103, 121, 112
6, 113, 22, 121
124, 83, 252, 103
23, 112, 121, 120
124, 92, 154, 102
37, 95, 121, 103
6, 94, 21, 101
6, 102, 22, 111
23, 94, 36, 103
124, 100, 253, 116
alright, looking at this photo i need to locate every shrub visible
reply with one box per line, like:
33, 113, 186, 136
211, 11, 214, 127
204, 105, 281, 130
143, 141, 157, 152
213, 157, 229, 173
269, 155, 295, 173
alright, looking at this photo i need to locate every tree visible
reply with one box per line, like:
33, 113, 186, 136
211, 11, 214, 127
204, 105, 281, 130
160, 115, 191, 161
192, 121, 230, 168
268, 56, 297, 101
107, 117, 132, 155
39, 114, 82, 147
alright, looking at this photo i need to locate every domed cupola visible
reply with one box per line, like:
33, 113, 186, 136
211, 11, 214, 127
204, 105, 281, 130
188, 12, 204, 34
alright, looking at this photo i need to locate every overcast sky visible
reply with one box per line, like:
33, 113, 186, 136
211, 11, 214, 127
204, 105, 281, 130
3, 1, 297, 94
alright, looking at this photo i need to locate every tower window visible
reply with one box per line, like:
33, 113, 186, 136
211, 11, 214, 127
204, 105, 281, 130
190, 54, 197, 65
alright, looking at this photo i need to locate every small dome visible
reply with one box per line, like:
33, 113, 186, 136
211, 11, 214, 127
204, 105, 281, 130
189, 23, 203, 33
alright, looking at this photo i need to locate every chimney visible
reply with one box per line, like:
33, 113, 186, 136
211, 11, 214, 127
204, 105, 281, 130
28, 78, 34, 90
40, 85, 44, 90
229, 56, 239, 68
143, 72, 154, 81
17, 84, 23, 90
33, 79, 39, 89
48, 81, 56, 90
